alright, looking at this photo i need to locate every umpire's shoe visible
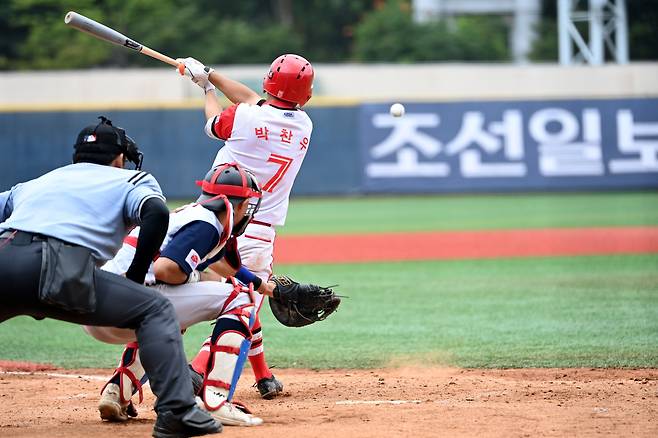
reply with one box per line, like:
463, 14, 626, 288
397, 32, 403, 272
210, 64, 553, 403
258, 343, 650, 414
256, 375, 283, 399
153, 405, 221, 438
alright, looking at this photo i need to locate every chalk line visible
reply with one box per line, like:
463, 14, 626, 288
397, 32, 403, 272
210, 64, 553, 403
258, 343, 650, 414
336, 399, 422, 405
1, 371, 106, 381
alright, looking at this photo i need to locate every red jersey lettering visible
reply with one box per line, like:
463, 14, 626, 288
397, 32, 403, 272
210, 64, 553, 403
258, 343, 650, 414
280, 128, 293, 144
262, 154, 293, 192
255, 127, 269, 140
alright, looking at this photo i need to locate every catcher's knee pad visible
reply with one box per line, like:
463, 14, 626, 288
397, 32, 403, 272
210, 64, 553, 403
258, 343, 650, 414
102, 342, 146, 404
210, 313, 251, 343
201, 316, 251, 411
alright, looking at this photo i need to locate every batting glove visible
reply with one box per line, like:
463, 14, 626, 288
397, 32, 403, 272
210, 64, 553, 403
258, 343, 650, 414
177, 57, 215, 93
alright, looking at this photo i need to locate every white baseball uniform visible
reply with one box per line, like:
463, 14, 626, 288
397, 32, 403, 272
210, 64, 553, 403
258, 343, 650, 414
205, 101, 313, 312
84, 203, 253, 344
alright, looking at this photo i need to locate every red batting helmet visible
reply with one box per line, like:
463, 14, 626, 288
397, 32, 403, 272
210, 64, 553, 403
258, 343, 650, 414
263, 54, 314, 107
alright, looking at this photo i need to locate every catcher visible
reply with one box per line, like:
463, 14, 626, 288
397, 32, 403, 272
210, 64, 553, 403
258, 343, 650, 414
88, 163, 267, 425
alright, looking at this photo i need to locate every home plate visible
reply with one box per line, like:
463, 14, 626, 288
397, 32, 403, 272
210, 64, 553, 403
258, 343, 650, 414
336, 400, 423, 405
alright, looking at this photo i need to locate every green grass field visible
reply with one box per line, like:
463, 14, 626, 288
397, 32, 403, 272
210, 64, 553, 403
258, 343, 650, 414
1, 192, 657, 369
277, 192, 658, 235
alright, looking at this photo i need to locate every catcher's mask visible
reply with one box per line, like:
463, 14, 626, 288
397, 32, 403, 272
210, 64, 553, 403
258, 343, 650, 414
263, 54, 314, 107
195, 162, 262, 236
73, 116, 143, 170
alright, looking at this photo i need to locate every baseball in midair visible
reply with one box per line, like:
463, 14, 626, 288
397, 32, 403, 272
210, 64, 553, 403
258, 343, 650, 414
389, 103, 405, 117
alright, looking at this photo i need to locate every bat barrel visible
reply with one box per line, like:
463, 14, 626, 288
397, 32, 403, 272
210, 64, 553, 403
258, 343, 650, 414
64, 11, 180, 68
64, 11, 143, 52
64, 12, 73, 24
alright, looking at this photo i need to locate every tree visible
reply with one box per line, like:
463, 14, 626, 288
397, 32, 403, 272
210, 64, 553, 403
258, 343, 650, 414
5, 0, 110, 69
2, 0, 653, 70
97, 0, 214, 67
626, 0, 658, 60
353, 0, 509, 62
200, 20, 303, 64
291, 0, 373, 62
353, 0, 418, 62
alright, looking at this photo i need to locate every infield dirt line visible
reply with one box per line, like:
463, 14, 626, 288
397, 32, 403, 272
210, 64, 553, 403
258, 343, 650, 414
1, 370, 106, 381
275, 226, 658, 264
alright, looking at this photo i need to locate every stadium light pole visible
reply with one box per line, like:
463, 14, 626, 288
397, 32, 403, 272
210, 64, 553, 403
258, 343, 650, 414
558, 0, 629, 65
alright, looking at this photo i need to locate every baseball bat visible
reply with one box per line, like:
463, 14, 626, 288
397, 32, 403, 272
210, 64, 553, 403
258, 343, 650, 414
226, 292, 258, 402
64, 11, 184, 74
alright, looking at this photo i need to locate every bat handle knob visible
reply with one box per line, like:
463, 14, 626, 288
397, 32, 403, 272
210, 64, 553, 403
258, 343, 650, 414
177, 63, 185, 76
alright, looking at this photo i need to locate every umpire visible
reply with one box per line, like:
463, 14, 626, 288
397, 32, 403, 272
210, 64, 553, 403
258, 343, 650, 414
0, 117, 220, 438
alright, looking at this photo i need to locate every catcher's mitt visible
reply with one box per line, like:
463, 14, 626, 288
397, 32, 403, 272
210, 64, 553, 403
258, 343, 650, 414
269, 275, 341, 327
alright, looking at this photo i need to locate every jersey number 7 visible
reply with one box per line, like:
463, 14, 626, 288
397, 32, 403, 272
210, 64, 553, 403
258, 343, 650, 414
262, 154, 293, 192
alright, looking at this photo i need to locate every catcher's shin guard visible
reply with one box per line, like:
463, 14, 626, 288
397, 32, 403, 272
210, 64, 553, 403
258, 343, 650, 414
190, 336, 212, 380
99, 342, 145, 421
197, 314, 263, 426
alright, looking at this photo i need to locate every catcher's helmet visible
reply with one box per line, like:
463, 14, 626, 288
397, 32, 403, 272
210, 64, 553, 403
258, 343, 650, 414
262, 54, 314, 107
73, 116, 143, 170
196, 162, 262, 236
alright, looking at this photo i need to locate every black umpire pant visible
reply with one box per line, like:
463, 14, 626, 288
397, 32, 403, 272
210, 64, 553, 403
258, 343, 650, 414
0, 234, 196, 414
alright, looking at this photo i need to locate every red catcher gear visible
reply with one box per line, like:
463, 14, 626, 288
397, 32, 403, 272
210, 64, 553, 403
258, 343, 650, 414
195, 162, 262, 212
262, 54, 314, 107
195, 162, 262, 236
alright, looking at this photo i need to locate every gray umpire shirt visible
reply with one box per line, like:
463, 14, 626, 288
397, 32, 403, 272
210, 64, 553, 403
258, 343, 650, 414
0, 163, 165, 263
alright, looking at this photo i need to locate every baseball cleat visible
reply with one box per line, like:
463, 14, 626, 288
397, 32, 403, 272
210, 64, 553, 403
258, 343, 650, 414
197, 395, 263, 427
98, 383, 137, 422
152, 405, 221, 438
256, 375, 283, 399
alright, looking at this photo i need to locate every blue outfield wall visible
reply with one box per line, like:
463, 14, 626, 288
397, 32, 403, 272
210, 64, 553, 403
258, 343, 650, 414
0, 97, 656, 198
0, 106, 361, 198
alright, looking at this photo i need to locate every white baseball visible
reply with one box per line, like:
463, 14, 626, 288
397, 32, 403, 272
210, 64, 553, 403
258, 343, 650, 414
390, 103, 405, 117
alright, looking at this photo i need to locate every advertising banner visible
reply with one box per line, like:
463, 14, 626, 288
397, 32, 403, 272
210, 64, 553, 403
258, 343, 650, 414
360, 99, 658, 192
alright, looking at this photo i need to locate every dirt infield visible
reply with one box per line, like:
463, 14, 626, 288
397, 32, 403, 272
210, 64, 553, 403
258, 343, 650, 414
275, 226, 658, 264
1, 366, 657, 437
